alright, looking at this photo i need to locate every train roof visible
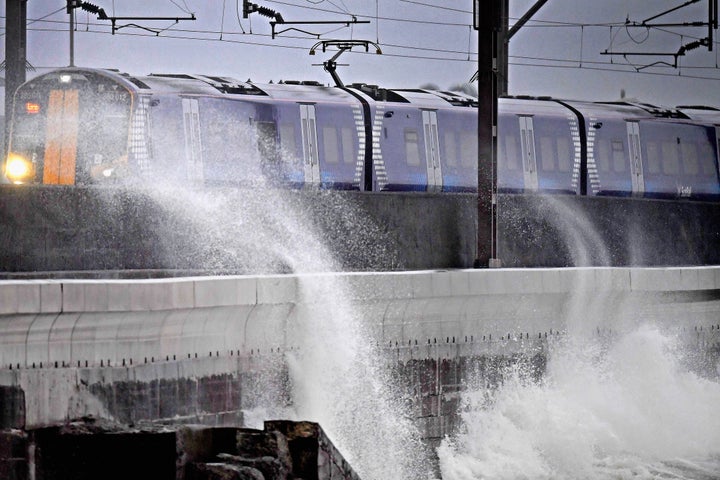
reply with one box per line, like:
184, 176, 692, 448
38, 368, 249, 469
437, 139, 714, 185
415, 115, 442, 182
19, 68, 717, 118
18, 67, 478, 109
676, 105, 720, 124
500, 96, 573, 117
500, 94, 699, 121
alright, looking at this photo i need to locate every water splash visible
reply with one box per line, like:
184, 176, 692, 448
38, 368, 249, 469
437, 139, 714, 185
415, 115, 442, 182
438, 324, 720, 479
441, 195, 720, 479
101, 129, 429, 478
286, 275, 432, 479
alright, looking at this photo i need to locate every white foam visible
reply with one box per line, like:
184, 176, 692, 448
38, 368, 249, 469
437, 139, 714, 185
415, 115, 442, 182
439, 324, 720, 480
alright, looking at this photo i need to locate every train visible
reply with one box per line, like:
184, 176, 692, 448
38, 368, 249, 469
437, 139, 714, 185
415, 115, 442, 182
3, 66, 720, 201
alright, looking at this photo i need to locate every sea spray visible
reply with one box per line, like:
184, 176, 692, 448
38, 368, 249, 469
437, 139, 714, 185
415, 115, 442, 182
120, 151, 430, 477
440, 195, 720, 479
286, 274, 432, 479
438, 322, 720, 480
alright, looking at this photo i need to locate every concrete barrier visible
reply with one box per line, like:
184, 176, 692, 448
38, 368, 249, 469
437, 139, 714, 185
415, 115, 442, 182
1, 267, 719, 430
3, 187, 720, 273
2, 267, 720, 369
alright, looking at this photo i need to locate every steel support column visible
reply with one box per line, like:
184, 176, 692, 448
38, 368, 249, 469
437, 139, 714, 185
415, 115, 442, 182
475, 0, 502, 267
4, 0, 27, 158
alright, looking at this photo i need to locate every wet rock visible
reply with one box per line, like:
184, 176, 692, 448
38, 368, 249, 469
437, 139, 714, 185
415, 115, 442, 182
217, 453, 288, 480
192, 462, 265, 480
236, 429, 292, 474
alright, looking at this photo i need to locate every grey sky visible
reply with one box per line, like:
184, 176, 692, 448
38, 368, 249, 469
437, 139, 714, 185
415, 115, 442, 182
2, 0, 719, 107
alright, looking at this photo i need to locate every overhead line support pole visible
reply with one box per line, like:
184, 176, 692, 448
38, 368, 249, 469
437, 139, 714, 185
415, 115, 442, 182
475, 0, 502, 268
5, 0, 27, 159
506, 0, 549, 40
69, 3, 75, 66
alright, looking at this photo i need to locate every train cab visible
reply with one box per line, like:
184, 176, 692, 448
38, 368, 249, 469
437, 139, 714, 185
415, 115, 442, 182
4, 69, 135, 185
4, 68, 299, 188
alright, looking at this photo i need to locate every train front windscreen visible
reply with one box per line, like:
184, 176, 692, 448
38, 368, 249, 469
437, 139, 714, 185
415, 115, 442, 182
4, 70, 133, 185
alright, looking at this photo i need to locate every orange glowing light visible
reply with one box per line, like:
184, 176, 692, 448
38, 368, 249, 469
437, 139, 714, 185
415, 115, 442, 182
25, 102, 40, 114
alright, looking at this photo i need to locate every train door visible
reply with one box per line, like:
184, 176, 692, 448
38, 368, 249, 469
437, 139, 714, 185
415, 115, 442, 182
182, 98, 204, 183
422, 110, 443, 191
300, 104, 320, 186
519, 116, 539, 190
43, 89, 79, 184
627, 121, 645, 195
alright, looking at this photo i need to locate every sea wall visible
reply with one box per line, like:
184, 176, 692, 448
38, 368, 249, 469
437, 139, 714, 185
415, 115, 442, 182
0, 267, 719, 439
2, 186, 720, 274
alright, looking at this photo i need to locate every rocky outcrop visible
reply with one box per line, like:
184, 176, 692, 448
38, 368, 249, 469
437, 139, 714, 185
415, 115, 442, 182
3, 419, 359, 479
185, 421, 360, 480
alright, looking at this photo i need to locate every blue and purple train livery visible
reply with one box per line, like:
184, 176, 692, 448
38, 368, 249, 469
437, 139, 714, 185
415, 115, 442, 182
4, 67, 720, 202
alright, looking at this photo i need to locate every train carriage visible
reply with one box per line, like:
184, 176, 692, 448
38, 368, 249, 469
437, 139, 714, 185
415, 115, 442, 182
3, 66, 720, 204
5, 69, 135, 185
362, 86, 478, 192
565, 100, 720, 200
497, 97, 578, 194
3, 68, 371, 189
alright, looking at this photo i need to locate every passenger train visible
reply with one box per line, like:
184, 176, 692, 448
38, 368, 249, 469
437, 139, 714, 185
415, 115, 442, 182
3, 67, 720, 201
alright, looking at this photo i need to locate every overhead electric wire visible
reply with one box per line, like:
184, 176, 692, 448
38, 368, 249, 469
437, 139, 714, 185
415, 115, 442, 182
13, 18, 720, 73
23, 24, 477, 62
169, 0, 194, 15
3, 1, 719, 86
19, 21, 720, 84
507, 18, 626, 28
399, 0, 471, 14
304, 0, 350, 15
0, 6, 65, 37
17, 14, 720, 59
263, 0, 470, 27
510, 59, 720, 83
13, 15, 477, 59
235, 0, 247, 34
9, 7, 719, 48
265, 0, 355, 17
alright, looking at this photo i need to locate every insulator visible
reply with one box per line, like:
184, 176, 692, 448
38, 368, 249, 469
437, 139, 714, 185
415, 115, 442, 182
256, 6, 284, 22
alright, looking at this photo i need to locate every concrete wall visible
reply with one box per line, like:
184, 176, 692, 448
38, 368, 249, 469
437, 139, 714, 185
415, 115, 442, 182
2, 267, 719, 366
1, 267, 719, 433
2, 186, 720, 275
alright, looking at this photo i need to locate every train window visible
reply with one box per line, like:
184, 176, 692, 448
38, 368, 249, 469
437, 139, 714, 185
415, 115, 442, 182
322, 126, 339, 164
681, 142, 699, 175
257, 122, 279, 165
279, 124, 297, 162
661, 141, 680, 175
557, 137, 571, 172
595, 140, 610, 173
341, 127, 354, 164
504, 135, 520, 171
404, 129, 421, 166
540, 137, 555, 171
444, 131, 457, 167
646, 142, 660, 174
698, 141, 716, 175
460, 131, 477, 168
612, 141, 626, 172
186, 101, 206, 181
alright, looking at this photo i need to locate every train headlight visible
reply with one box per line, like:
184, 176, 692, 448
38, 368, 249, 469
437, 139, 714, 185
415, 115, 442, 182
4, 154, 35, 184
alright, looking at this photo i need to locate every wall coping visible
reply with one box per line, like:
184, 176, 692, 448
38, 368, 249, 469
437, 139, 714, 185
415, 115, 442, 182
1, 266, 719, 315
